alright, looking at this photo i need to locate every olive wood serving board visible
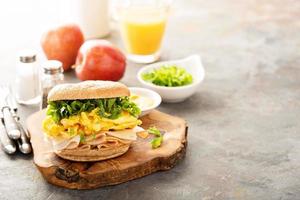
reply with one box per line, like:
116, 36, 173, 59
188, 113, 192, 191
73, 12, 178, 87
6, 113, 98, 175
27, 109, 188, 189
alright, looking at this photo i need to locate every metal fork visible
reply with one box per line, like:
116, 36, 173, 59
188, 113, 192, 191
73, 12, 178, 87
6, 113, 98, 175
0, 85, 21, 140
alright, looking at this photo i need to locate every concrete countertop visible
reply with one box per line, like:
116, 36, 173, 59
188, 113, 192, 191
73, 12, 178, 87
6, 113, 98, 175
0, 0, 299, 199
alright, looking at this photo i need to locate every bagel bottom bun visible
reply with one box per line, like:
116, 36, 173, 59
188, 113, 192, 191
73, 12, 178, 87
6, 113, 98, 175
55, 139, 131, 162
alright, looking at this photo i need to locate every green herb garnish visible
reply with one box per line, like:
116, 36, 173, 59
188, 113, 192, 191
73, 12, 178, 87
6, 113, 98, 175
46, 97, 141, 123
142, 65, 193, 87
68, 127, 75, 136
151, 136, 163, 149
79, 131, 85, 143
147, 126, 163, 149
148, 127, 162, 137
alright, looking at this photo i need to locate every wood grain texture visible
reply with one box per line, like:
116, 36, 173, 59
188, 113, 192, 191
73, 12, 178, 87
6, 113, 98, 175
27, 110, 188, 189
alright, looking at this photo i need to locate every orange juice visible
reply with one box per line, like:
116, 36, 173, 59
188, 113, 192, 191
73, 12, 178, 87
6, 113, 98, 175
120, 8, 167, 56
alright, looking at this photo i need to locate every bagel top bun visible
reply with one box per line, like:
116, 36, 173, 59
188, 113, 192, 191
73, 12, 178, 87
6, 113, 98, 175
48, 81, 130, 101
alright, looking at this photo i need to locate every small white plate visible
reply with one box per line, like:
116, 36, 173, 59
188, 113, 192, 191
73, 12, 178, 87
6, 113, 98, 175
137, 55, 205, 103
129, 87, 162, 116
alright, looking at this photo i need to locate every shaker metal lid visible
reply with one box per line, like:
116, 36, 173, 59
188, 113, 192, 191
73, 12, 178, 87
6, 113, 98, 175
19, 49, 37, 63
43, 60, 63, 74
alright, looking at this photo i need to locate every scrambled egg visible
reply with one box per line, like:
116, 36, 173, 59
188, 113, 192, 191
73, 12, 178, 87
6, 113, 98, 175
42, 108, 141, 139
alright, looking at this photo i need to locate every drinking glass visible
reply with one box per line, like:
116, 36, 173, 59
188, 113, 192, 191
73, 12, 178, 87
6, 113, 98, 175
117, 0, 171, 63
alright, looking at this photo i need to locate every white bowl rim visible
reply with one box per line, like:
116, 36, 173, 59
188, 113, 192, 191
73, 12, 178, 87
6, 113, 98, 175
137, 55, 205, 90
129, 87, 162, 112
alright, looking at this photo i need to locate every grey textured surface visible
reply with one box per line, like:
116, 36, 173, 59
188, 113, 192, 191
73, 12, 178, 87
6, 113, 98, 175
0, 0, 300, 199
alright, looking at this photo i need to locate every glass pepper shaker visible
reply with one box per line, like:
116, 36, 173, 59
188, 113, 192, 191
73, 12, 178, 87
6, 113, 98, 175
40, 60, 64, 109
15, 50, 40, 105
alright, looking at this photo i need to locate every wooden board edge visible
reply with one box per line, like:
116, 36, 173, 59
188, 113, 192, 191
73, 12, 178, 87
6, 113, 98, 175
34, 126, 188, 190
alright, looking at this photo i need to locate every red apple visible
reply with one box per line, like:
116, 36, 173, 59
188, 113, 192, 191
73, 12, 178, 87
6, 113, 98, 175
75, 40, 126, 81
41, 24, 84, 71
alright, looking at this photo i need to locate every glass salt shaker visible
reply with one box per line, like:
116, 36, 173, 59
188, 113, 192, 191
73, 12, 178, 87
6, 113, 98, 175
40, 60, 64, 109
15, 50, 40, 105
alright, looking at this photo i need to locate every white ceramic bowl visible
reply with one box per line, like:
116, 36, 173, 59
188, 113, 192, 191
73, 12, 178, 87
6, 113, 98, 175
129, 87, 162, 116
137, 55, 205, 103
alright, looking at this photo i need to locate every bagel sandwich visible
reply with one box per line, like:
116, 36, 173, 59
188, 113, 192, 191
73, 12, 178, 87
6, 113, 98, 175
42, 81, 142, 162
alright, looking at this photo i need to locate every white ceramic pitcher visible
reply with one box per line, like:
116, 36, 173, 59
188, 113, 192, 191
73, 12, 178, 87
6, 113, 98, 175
59, 0, 110, 39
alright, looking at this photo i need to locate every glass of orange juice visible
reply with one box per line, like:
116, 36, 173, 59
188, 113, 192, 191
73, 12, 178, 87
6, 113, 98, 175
117, 0, 171, 63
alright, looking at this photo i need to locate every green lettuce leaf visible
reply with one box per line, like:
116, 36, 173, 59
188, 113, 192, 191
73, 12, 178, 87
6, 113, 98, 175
46, 97, 141, 123
147, 127, 164, 149
142, 65, 193, 87
151, 136, 163, 149
148, 127, 161, 137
